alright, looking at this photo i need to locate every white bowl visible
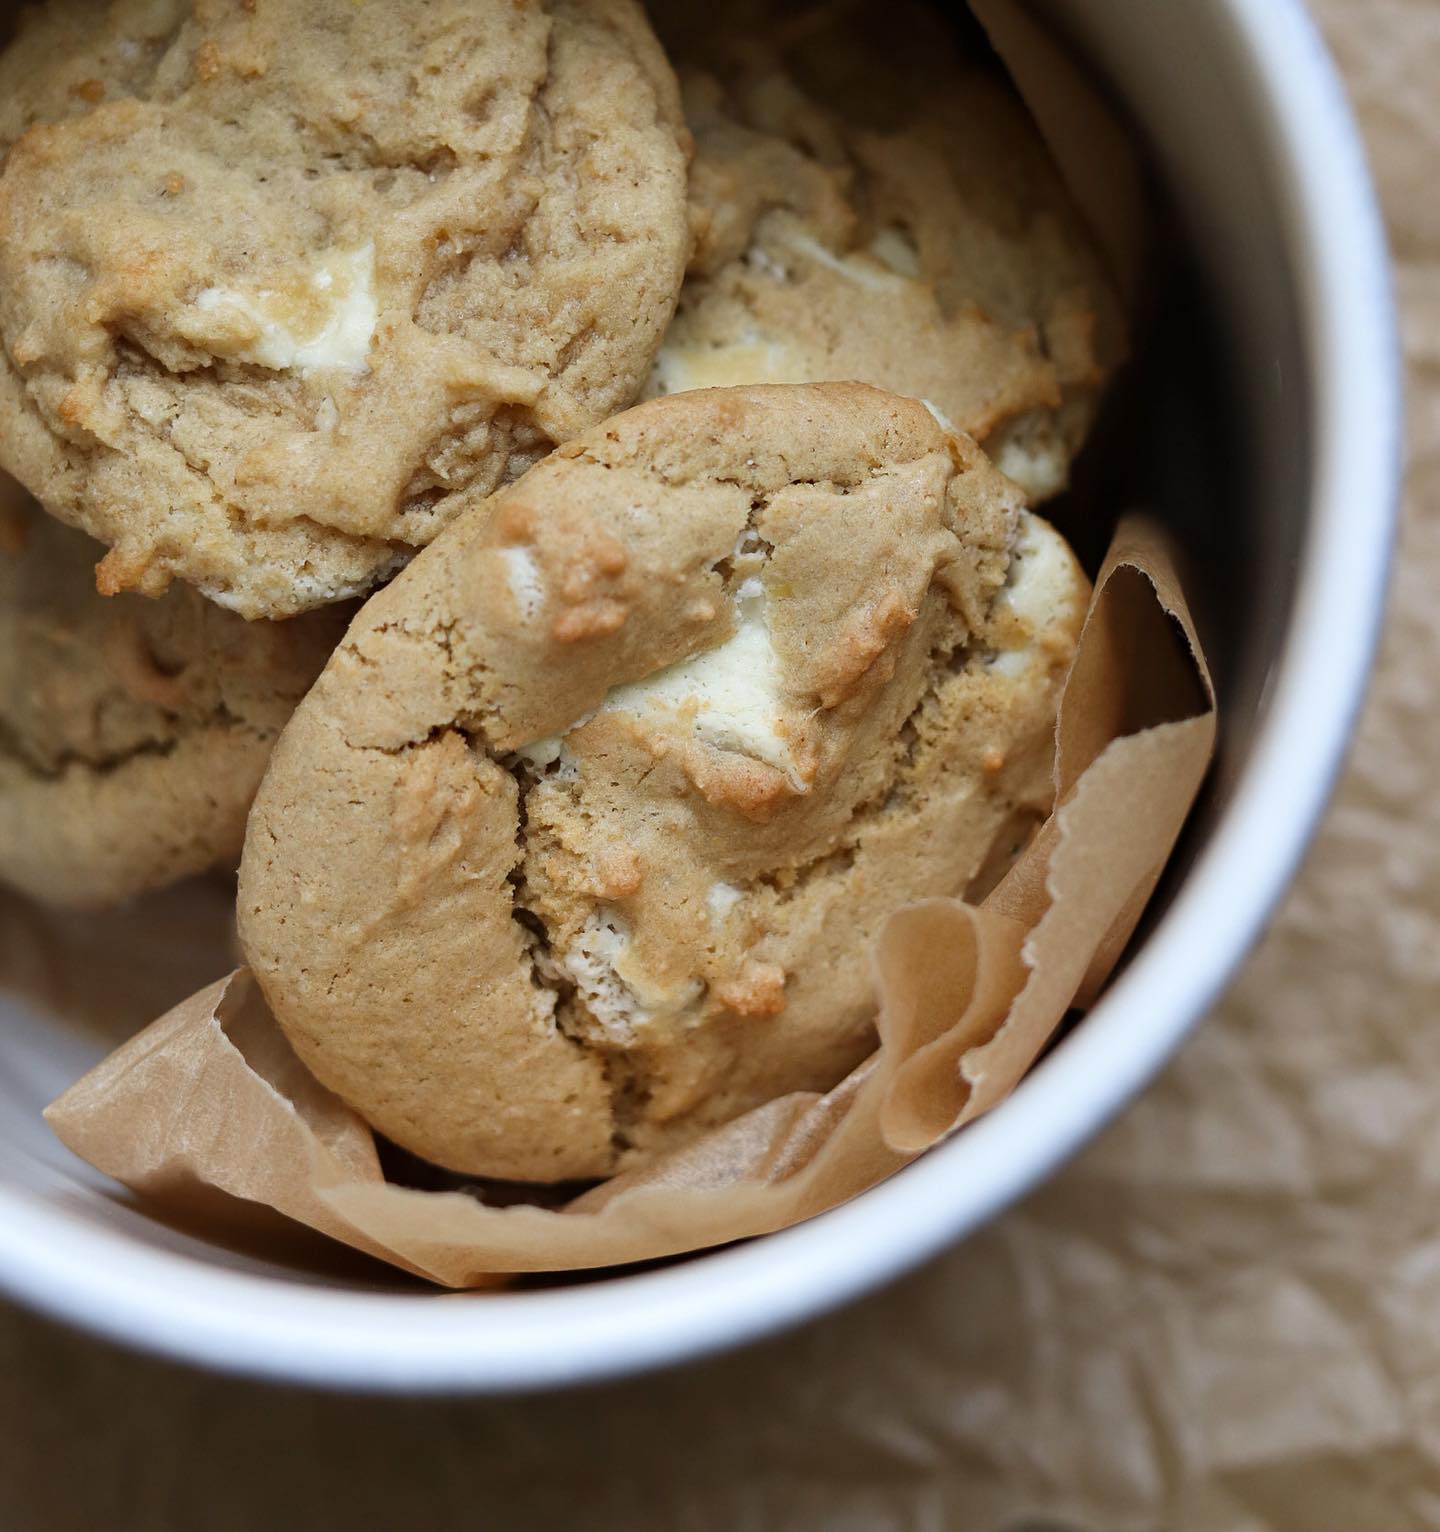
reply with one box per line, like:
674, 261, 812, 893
0, 0, 1399, 1392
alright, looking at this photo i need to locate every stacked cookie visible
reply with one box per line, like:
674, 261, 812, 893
0, 0, 1119, 1180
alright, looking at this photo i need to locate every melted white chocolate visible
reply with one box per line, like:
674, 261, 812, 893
189, 245, 378, 372
599, 577, 804, 785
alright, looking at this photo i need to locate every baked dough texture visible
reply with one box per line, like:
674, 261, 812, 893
647, 0, 1124, 502
0, 0, 689, 617
0, 490, 347, 909
239, 384, 1089, 1182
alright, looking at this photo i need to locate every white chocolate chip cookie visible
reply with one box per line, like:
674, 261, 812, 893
239, 384, 1089, 1182
0, 489, 347, 908
0, 0, 689, 616
648, 0, 1124, 501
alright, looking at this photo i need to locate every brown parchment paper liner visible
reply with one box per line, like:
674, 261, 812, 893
970, 0, 1147, 305
44, 517, 1215, 1286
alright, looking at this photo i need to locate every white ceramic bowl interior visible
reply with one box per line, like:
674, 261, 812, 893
0, 0, 1399, 1392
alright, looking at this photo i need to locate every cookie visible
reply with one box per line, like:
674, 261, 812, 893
646, 0, 1124, 502
0, 0, 689, 618
0, 487, 348, 908
238, 384, 1089, 1183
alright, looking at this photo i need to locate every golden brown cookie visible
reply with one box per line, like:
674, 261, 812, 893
238, 384, 1089, 1182
647, 0, 1124, 501
0, 0, 689, 617
0, 489, 347, 908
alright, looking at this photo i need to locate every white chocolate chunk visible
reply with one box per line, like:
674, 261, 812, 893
599, 579, 804, 785
188, 245, 378, 372
553, 914, 641, 1043
651, 333, 802, 394
651, 225, 928, 398
512, 707, 593, 778
512, 734, 564, 770
868, 223, 923, 279
775, 228, 913, 293
990, 512, 1084, 676
744, 244, 791, 281
993, 428, 1069, 502
198, 547, 405, 615
921, 398, 959, 434
501, 547, 545, 620
707, 882, 744, 922
552, 912, 702, 1042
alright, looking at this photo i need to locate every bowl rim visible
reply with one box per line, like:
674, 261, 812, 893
0, 0, 1402, 1393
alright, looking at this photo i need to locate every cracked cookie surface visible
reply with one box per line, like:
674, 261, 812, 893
647, 0, 1124, 502
238, 383, 1089, 1182
0, 0, 689, 617
0, 489, 348, 908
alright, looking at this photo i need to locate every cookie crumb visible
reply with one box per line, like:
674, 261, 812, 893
495, 501, 538, 543
57, 386, 89, 427
194, 41, 223, 81
717, 961, 787, 1018
558, 528, 629, 601
94, 546, 152, 597
553, 600, 628, 643
593, 846, 644, 899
